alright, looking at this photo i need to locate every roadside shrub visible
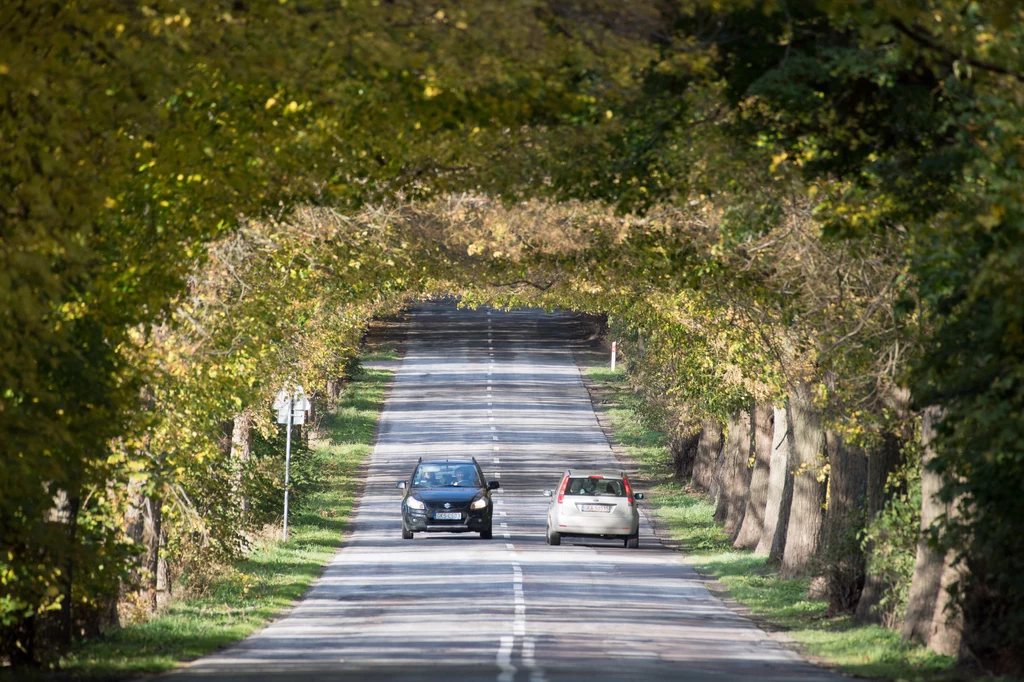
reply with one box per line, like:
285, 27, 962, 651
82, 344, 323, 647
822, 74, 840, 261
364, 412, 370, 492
860, 447, 922, 629
243, 424, 318, 526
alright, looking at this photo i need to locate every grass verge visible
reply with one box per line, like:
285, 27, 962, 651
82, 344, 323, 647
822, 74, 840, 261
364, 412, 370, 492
580, 363, 966, 682
48, 367, 392, 680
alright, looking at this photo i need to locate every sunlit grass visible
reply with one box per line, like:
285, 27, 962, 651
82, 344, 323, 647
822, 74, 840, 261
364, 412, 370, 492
46, 367, 391, 679
581, 363, 963, 682
360, 341, 400, 362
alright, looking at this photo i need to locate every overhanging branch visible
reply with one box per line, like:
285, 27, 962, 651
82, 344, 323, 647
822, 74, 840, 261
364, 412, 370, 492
891, 18, 1024, 83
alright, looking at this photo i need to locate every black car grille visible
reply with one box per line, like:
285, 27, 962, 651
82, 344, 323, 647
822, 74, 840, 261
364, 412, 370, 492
424, 501, 469, 511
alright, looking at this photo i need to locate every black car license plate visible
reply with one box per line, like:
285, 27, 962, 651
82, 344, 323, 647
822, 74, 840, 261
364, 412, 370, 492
434, 511, 462, 520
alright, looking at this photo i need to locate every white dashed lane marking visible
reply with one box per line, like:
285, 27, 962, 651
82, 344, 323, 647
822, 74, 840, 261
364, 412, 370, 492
497, 635, 514, 682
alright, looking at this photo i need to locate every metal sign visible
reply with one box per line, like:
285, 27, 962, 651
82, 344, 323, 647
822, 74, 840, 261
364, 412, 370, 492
293, 388, 310, 424
272, 386, 312, 541
274, 387, 310, 425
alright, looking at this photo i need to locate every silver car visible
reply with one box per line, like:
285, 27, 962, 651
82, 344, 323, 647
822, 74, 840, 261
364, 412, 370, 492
543, 470, 644, 548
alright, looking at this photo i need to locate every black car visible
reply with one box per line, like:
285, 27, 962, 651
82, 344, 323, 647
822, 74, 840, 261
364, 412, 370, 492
397, 458, 500, 539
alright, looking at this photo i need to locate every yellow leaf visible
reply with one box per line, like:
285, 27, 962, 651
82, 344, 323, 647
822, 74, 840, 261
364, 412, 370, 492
770, 151, 788, 173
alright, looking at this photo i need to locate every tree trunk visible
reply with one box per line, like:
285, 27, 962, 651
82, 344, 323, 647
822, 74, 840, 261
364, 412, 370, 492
820, 430, 869, 613
735, 404, 774, 549
856, 433, 904, 623
57, 488, 81, 649
125, 479, 147, 546
928, 547, 966, 657
144, 495, 163, 612
715, 408, 753, 539
708, 441, 727, 504
780, 382, 826, 579
691, 420, 723, 493
671, 431, 701, 481
156, 525, 171, 609
122, 476, 148, 602
902, 405, 947, 643
231, 412, 253, 515
925, 411, 966, 657
759, 405, 793, 562
218, 419, 234, 459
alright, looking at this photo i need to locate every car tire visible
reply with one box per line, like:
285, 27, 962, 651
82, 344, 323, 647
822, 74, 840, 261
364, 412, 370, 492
547, 527, 561, 546
402, 527, 414, 540
480, 523, 493, 540
624, 532, 639, 549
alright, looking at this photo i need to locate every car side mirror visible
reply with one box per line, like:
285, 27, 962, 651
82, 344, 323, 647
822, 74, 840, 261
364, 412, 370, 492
543, 490, 553, 497
487, 480, 500, 490
633, 492, 644, 500
396, 481, 407, 490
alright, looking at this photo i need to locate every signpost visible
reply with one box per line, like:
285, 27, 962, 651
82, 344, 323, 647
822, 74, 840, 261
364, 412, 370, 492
273, 386, 311, 541
611, 341, 617, 371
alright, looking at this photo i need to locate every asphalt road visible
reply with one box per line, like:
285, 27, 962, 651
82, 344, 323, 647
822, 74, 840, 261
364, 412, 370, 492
167, 304, 845, 682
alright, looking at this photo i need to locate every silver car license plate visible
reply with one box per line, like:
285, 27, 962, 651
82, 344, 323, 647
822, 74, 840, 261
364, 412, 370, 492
579, 504, 612, 513
434, 511, 462, 520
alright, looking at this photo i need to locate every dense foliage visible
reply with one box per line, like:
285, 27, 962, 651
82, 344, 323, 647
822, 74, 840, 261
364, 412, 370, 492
2, 0, 1023, 673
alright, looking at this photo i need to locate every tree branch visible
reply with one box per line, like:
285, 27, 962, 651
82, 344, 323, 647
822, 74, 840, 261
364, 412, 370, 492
891, 18, 1024, 83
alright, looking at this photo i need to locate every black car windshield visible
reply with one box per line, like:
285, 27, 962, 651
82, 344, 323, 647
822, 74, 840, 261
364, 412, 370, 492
412, 463, 482, 488
564, 477, 626, 496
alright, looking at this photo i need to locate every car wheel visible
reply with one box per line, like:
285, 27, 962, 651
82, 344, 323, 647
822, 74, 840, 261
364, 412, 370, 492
480, 523, 493, 540
624, 532, 639, 549
402, 527, 414, 540
547, 527, 561, 546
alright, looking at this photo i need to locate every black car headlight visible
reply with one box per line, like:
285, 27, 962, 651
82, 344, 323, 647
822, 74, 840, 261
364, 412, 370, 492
406, 497, 426, 510
470, 497, 488, 510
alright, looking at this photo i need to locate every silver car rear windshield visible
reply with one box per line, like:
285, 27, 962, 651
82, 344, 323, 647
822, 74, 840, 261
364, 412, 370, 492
565, 477, 625, 496
412, 463, 481, 488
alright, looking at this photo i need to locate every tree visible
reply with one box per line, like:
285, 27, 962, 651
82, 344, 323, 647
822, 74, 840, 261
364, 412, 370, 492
758, 405, 793, 562
734, 403, 774, 549
902, 407, 950, 644
781, 382, 826, 579
714, 408, 753, 539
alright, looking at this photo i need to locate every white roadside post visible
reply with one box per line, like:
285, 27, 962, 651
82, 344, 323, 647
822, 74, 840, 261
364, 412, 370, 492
611, 341, 617, 371
274, 387, 311, 542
